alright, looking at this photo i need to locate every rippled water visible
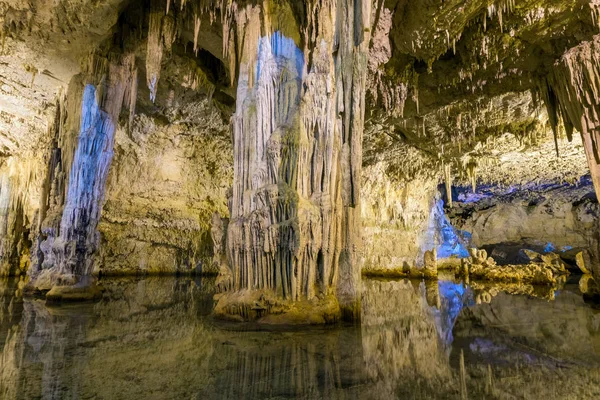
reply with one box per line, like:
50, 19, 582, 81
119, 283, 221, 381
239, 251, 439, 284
1, 276, 600, 399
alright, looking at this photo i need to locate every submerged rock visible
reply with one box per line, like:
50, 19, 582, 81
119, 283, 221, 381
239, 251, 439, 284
45, 283, 104, 303
213, 289, 340, 325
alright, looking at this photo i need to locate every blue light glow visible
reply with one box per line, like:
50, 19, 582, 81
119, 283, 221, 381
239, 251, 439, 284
431, 199, 470, 258
435, 280, 472, 346
544, 242, 556, 253
60, 84, 115, 240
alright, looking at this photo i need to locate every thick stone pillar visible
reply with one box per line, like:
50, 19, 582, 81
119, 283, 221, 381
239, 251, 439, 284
218, 0, 370, 322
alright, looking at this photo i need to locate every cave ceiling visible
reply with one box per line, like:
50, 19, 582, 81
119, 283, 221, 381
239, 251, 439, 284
0, 0, 597, 181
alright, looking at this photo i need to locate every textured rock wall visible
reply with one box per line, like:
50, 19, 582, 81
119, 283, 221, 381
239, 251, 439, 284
455, 184, 597, 250
361, 162, 438, 271
98, 100, 232, 275
450, 180, 600, 276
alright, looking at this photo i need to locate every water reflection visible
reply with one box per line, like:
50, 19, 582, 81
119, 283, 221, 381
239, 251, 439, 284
1, 276, 599, 399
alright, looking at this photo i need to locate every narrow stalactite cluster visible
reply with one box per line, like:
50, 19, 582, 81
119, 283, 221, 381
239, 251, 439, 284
0, 161, 34, 277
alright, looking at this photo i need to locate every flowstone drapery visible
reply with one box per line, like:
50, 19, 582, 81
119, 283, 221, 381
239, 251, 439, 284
215, 0, 371, 322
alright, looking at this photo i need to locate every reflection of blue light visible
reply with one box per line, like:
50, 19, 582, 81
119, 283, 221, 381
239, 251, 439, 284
561, 245, 573, 252
544, 242, 555, 253
439, 280, 465, 298
435, 280, 470, 346
433, 199, 470, 258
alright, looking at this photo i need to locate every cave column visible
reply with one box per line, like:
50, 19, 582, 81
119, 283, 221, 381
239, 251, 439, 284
221, 0, 370, 320
29, 54, 137, 293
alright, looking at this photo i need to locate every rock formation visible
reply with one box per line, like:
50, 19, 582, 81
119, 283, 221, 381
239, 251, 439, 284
459, 247, 569, 286
217, 0, 371, 322
544, 34, 600, 199
26, 53, 138, 298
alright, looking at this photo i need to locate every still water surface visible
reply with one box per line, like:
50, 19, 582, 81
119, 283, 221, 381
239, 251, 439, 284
1, 276, 599, 399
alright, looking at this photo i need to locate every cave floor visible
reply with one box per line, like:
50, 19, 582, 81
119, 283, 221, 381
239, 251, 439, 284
1, 275, 599, 399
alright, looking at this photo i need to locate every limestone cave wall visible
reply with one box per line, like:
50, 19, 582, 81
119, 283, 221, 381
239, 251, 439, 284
99, 100, 232, 276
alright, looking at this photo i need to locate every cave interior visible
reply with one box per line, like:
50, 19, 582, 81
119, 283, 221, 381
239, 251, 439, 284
1, 0, 600, 398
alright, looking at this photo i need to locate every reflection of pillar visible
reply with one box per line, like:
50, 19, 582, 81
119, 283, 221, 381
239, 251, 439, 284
425, 280, 441, 308
0, 298, 90, 399
0, 278, 23, 399
361, 279, 453, 397
205, 328, 363, 399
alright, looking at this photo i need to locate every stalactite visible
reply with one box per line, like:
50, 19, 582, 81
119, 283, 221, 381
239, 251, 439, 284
193, 14, 201, 54
146, 0, 164, 103
545, 34, 600, 200
463, 158, 477, 194
162, 15, 176, 54
444, 164, 452, 208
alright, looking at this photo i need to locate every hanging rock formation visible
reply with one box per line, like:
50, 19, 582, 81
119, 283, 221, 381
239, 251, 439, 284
544, 34, 600, 200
